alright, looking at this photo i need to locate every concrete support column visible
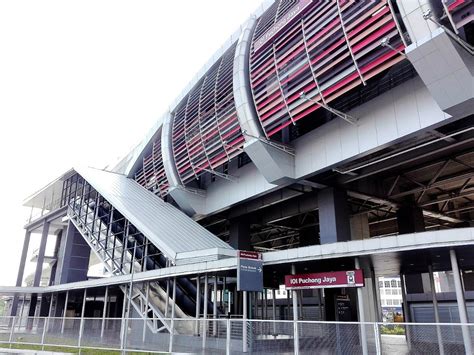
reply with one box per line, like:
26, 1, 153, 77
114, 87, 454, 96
29, 222, 50, 317
34, 222, 50, 287
318, 289, 324, 321
350, 214, 370, 240
318, 188, 351, 244
370, 269, 383, 322
229, 217, 252, 250
16, 231, 31, 286
450, 249, 472, 355
428, 265, 444, 355
54, 292, 66, 317
396, 205, 425, 234
11, 231, 31, 316
400, 273, 412, 349
355, 258, 368, 355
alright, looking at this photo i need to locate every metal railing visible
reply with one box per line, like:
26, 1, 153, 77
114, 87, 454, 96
1, 316, 473, 354
26, 197, 64, 224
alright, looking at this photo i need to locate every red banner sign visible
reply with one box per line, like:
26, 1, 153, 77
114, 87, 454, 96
285, 270, 364, 289
239, 251, 261, 260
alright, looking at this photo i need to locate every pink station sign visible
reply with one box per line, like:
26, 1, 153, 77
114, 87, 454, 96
285, 270, 364, 289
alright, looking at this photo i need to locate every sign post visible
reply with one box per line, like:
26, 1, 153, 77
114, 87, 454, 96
237, 251, 262, 353
237, 251, 263, 292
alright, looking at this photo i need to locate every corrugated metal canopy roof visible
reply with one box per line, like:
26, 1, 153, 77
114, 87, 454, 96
75, 166, 234, 263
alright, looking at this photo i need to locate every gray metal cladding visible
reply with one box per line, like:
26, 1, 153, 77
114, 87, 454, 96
75, 166, 234, 262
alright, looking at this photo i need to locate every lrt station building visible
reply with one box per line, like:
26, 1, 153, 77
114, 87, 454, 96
2, 0, 474, 353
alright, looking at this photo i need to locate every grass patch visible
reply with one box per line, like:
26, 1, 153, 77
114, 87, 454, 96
0, 343, 160, 354
381, 324, 406, 335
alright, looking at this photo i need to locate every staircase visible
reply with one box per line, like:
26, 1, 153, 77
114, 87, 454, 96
69, 197, 171, 333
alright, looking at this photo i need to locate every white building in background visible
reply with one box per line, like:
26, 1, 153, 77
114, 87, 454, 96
378, 277, 403, 321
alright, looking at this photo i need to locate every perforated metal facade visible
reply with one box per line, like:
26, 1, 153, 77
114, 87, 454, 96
249, 0, 406, 137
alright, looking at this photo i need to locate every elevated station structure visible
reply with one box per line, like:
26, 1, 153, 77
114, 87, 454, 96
2, 0, 473, 353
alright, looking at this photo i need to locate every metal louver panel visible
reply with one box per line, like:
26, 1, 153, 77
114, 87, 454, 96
444, 0, 474, 30
250, 0, 406, 138
134, 132, 170, 198
172, 43, 243, 185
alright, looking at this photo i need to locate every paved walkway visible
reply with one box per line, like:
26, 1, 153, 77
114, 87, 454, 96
381, 334, 409, 355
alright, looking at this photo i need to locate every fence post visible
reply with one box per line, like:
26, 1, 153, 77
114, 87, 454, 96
169, 277, 177, 354
291, 265, 299, 355
373, 323, 381, 355
78, 317, 85, 349
243, 291, 248, 353
226, 318, 231, 355
8, 317, 16, 348
41, 317, 48, 350
78, 288, 87, 349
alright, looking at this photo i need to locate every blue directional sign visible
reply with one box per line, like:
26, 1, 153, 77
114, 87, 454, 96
237, 251, 263, 292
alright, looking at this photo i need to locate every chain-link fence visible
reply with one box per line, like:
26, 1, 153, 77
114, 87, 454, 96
0, 316, 473, 354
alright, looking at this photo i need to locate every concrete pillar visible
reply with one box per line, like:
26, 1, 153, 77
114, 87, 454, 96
350, 214, 370, 240
54, 292, 66, 317
400, 273, 412, 349
39, 294, 50, 317
229, 217, 252, 250
428, 265, 444, 355
34, 222, 50, 287
370, 269, 383, 322
396, 205, 425, 234
10, 231, 31, 316
28, 222, 50, 317
450, 249, 472, 354
55, 222, 90, 284
318, 188, 351, 244
16, 231, 31, 286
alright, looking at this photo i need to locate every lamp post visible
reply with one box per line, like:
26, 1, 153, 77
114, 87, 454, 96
122, 236, 137, 354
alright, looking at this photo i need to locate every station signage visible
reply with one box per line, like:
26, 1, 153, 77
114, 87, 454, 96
237, 251, 263, 292
254, 0, 313, 52
285, 270, 364, 289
